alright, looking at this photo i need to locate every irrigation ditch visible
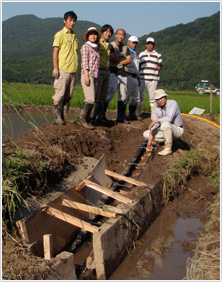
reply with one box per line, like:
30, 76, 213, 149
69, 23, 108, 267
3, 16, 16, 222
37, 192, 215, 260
2, 105, 220, 280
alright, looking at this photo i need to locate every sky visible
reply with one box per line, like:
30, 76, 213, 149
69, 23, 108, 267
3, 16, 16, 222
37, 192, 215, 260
1, 1, 220, 37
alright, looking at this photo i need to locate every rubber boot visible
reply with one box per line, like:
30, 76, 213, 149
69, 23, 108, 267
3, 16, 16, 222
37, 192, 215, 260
52, 104, 65, 125
99, 101, 109, 121
128, 104, 137, 120
158, 126, 173, 156
61, 102, 72, 123
93, 102, 103, 121
116, 101, 130, 124
136, 102, 143, 120
86, 103, 94, 123
79, 102, 95, 130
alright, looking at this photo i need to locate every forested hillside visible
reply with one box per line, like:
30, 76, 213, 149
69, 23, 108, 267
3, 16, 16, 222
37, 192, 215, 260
2, 12, 220, 89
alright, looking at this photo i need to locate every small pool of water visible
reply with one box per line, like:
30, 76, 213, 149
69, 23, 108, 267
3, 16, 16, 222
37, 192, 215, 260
2, 113, 53, 141
110, 214, 203, 280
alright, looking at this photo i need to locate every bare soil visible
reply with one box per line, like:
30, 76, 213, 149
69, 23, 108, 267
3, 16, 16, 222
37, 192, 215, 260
2, 105, 220, 280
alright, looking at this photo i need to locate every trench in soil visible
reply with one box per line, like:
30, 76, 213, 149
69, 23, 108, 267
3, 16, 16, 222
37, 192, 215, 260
3, 113, 216, 279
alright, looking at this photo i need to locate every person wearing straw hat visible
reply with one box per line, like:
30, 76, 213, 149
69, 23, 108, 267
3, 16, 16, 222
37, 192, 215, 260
79, 27, 102, 129
143, 89, 184, 156
52, 11, 79, 125
137, 37, 162, 121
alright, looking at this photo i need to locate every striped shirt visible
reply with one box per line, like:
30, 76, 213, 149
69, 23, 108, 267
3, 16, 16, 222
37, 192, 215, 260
81, 42, 100, 78
139, 49, 162, 81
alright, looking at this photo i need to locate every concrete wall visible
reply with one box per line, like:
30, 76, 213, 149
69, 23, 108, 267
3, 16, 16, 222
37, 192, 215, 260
93, 182, 163, 279
45, 251, 77, 280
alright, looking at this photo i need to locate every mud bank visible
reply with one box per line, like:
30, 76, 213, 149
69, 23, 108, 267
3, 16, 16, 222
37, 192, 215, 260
2, 105, 220, 280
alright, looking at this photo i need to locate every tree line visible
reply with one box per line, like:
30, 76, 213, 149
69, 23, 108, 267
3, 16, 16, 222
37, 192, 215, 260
2, 12, 220, 89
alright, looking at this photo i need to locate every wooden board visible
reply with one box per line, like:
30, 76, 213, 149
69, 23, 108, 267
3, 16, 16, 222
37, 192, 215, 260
84, 180, 133, 204
44, 206, 99, 233
105, 169, 147, 187
62, 199, 116, 218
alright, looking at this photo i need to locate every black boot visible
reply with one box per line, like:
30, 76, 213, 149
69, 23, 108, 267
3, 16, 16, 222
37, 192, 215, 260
79, 102, 95, 129
93, 102, 102, 121
128, 104, 137, 121
116, 101, 130, 124
99, 101, 109, 121
86, 103, 94, 123
61, 101, 73, 123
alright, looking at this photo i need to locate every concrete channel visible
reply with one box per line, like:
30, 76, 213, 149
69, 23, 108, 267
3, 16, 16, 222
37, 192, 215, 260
16, 139, 168, 280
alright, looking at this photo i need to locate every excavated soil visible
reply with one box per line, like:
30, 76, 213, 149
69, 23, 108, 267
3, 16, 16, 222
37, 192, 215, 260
2, 105, 220, 280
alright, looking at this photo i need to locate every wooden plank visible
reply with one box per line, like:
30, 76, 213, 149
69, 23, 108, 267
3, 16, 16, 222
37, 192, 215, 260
75, 175, 93, 191
102, 205, 124, 214
105, 169, 147, 187
62, 199, 116, 218
84, 180, 133, 204
43, 234, 53, 260
44, 206, 99, 233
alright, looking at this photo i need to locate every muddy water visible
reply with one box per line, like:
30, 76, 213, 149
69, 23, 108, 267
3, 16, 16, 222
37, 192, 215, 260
2, 113, 53, 141
110, 201, 204, 280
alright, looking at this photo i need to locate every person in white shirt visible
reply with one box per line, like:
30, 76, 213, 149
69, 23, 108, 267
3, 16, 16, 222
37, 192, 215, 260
143, 89, 184, 156
125, 36, 140, 121
137, 37, 162, 121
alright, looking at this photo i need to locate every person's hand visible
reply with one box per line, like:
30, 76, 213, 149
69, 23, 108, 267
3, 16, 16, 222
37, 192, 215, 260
84, 75, 90, 86
52, 68, 59, 79
147, 139, 153, 150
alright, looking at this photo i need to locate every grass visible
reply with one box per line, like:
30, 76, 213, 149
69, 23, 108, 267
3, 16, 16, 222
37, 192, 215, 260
162, 147, 219, 202
185, 173, 220, 280
2, 82, 220, 115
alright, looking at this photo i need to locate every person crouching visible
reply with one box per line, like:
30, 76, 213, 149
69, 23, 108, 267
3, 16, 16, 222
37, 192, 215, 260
80, 27, 102, 129
143, 89, 184, 156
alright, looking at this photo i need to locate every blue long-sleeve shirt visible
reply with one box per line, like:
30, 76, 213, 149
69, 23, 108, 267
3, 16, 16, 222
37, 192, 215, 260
152, 100, 183, 130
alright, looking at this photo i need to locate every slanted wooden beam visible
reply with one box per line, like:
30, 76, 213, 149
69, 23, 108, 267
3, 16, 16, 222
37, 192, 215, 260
43, 206, 99, 233
62, 199, 116, 218
84, 180, 133, 204
105, 169, 147, 187
74, 175, 93, 191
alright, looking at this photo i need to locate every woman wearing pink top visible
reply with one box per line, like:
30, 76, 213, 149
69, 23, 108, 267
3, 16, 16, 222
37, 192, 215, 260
80, 27, 102, 129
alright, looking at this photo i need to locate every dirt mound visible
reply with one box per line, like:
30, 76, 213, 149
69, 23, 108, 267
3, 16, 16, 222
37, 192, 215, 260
2, 105, 220, 279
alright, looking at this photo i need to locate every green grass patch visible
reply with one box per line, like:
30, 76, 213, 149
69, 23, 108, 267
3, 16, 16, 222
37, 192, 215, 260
2, 82, 220, 114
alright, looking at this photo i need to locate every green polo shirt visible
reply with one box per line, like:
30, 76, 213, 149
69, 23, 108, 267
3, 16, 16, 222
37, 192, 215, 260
98, 38, 111, 69
53, 27, 79, 73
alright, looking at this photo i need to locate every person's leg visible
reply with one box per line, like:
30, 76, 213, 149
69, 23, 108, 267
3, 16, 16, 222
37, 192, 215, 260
136, 79, 146, 119
128, 77, 139, 120
117, 75, 129, 124
52, 69, 71, 125
147, 80, 158, 121
61, 72, 76, 122
80, 74, 96, 129
158, 122, 174, 155
102, 73, 118, 120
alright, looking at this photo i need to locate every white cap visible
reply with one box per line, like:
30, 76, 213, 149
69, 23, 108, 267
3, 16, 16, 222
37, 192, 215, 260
146, 37, 155, 44
154, 89, 168, 100
128, 36, 139, 42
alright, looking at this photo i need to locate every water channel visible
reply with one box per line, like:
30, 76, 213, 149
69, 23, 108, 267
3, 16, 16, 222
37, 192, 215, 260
3, 113, 206, 280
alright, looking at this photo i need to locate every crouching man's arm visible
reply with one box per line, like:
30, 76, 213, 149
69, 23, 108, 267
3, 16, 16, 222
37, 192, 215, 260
147, 120, 160, 149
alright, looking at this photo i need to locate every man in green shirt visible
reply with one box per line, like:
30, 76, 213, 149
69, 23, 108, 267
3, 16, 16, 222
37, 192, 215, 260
93, 24, 114, 124
52, 11, 79, 125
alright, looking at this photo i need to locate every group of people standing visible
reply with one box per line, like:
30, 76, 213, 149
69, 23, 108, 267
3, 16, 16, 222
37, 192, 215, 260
52, 11, 184, 156
52, 10, 162, 127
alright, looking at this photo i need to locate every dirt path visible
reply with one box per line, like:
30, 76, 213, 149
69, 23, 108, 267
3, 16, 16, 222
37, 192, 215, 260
2, 105, 220, 279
